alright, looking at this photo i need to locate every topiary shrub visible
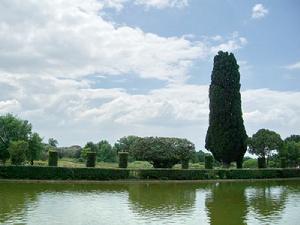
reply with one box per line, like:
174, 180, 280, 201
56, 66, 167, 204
86, 151, 96, 167
205, 155, 214, 169
118, 152, 128, 168
48, 150, 58, 167
257, 157, 266, 168
181, 159, 189, 169
280, 157, 287, 168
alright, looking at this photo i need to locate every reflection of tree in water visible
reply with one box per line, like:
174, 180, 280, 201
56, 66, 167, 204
128, 183, 201, 216
0, 182, 129, 224
246, 181, 288, 219
205, 182, 248, 225
0, 183, 40, 223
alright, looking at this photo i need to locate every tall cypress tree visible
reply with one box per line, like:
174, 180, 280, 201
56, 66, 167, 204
205, 51, 247, 168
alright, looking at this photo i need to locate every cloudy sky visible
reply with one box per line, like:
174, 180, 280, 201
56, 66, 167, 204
0, 0, 299, 149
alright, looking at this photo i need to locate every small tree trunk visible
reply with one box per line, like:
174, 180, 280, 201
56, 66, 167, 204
30, 160, 34, 165
236, 160, 243, 169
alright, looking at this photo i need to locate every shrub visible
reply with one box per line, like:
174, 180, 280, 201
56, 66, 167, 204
205, 155, 214, 169
8, 141, 28, 165
86, 152, 96, 167
257, 157, 266, 168
0, 166, 130, 180
243, 159, 257, 168
118, 152, 128, 168
181, 159, 189, 169
48, 150, 58, 167
131, 137, 195, 168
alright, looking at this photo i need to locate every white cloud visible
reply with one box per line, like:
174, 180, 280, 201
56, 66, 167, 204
134, 0, 188, 9
1, 74, 299, 148
285, 61, 300, 70
252, 4, 269, 19
0, 0, 246, 83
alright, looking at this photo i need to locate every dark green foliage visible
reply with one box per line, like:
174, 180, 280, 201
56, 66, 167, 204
280, 157, 287, 168
258, 157, 266, 168
98, 140, 116, 162
205, 155, 214, 169
205, 51, 247, 167
131, 137, 195, 168
113, 136, 141, 162
48, 138, 58, 147
0, 166, 129, 180
86, 152, 96, 167
48, 151, 58, 167
118, 152, 128, 168
27, 133, 43, 165
137, 168, 300, 180
0, 114, 32, 164
8, 141, 28, 165
181, 159, 189, 169
285, 135, 300, 143
248, 129, 283, 166
191, 150, 206, 163
280, 141, 300, 167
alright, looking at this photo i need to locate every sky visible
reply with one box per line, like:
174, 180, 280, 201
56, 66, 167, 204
0, 0, 299, 149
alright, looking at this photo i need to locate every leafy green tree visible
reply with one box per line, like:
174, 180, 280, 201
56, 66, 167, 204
0, 114, 32, 164
281, 141, 300, 167
27, 133, 44, 165
205, 51, 247, 168
285, 135, 300, 143
131, 137, 195, 168
8, 140, 28, 165
98, 140, 116, 162
48, 138, 58, 147
80, 142, 98, 159
248, 129, 282, 166
113, 136, 141, 162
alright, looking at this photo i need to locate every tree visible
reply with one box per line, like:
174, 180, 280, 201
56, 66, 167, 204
281, 141, 300, 167
27, 133, 44, 165
8, 140, 28, 165
131, 137, 195, 168
113, 136, 141, 162
48, 138, 58, 148
248, 129, 282, 166
0, 114, 32, 164
98, 140, 116, 162
81, 142, 98, 159
285, 135, 300, 143
205, 51, 247, 168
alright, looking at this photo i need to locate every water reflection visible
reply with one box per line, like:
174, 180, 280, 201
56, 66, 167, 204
205, 182, 248, 225
0, 180, 299, 225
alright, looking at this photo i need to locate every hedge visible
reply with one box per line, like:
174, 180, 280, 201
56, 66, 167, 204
0, 166, 299, 181
86, 152, 96, 167
118, 152, 128, 168
0, 166, 129, 180
48, 151, 58, 167
136, 168, 300, 180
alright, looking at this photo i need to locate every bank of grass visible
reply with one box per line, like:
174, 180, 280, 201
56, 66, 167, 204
0, 165, 299, 181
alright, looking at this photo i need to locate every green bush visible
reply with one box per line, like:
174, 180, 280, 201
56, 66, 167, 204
8, 141, 28, 165
0, 166, 129, 180
118, 152, 128, 168
243, 159, 257, 168
280, 157, 287, 168
181, 159, 189, 169
86, 152, 96, 167
48, 151, 58, 167
257, 157, 266, 168
205, 155, 214, 169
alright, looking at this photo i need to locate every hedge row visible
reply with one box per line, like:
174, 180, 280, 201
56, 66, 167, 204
136, 168, 300, 180
0, 166, 299, 180
0, 166, 129, 180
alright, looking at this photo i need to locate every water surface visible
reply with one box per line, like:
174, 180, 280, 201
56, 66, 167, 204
0, 180, 299, 225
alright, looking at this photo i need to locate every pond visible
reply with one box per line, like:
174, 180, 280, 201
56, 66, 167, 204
0, 180, 299, 225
